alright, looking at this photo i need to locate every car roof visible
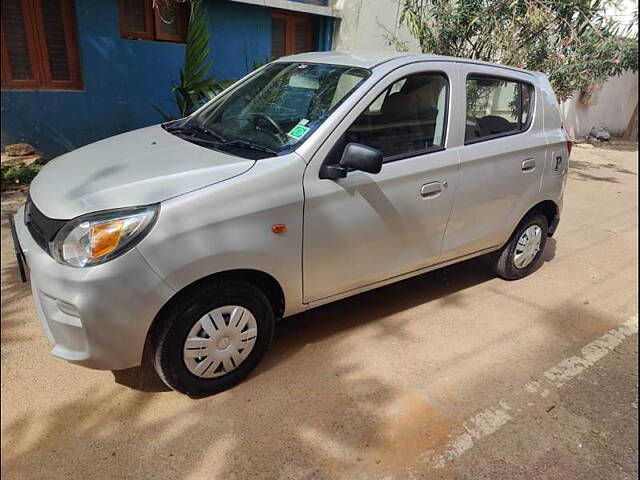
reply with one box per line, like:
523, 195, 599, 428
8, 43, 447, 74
276, 51, 416, 69
276, 51, 539, 77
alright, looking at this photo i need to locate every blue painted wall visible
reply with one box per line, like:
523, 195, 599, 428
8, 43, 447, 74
207, 2, 272, 81
1, 0, 274, 156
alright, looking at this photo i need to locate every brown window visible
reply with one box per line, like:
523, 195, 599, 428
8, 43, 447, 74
1, 0, 82, 90
271, 10, 314, 59
119, 0, 188, 43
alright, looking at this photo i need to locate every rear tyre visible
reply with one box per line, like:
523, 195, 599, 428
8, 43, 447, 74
151, 280, 275, 397
492, 212, 548, 280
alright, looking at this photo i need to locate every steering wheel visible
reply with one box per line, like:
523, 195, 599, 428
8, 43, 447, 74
248, 113, 287, 143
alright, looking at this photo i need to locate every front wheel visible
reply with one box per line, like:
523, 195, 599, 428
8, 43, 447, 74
492, 212, 549, 280
151, 281, 275, 397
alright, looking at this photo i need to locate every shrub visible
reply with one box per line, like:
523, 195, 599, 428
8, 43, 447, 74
1, 164, 42, 191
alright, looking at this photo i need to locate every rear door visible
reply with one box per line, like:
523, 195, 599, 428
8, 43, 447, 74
440, 65, 546, 261
302, 62, 461, 303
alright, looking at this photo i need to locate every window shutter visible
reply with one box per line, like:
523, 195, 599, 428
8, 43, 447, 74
293, 20, 312, 54
119, 0, 154, 40
154, 0, 187, 42
31, 0, 82, 88
156, 3, 179, 36
1, 0, 81, 89
40, 0, 70, 80
271, 16, 286, 59
2, 0, 35, 80
123, 0, 147, 32
271, 11, 315, 59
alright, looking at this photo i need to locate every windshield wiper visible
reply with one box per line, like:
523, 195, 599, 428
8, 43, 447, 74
164, 121, 227, 143
173, 134, 223, 147
189, 124, 227, 143
219, 140, 277, 155
164, 122, 276, 156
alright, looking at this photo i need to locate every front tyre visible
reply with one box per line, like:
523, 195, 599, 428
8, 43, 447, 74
492, 212, 549, 280
151, 281, 275, 397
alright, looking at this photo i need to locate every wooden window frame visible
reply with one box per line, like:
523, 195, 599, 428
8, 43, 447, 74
119, 0, 188, 43
1, 0, 82, 91
154, 3, 188, 42
271, 10, 314, 57
118, 0, 154, 41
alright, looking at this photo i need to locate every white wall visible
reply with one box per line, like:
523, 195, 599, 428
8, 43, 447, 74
331, 0, 420, 53
562, 71, 638, 139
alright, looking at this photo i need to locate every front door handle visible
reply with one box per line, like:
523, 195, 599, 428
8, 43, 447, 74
521, 159, 536, 172
421, 181, 442, 198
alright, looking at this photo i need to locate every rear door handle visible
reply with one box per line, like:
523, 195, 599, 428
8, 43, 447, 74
421, 181, 442, 198
521, 159, 536, 172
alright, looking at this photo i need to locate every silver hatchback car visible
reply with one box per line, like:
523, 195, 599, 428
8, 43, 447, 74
10, 52, 570, 396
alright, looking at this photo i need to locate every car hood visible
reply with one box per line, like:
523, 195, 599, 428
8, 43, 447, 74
29, 125, 255, 219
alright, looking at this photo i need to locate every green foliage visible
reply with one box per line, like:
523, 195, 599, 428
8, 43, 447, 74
154, 0, 217, 120
392, 0, 639, 100
247, 55, 271, 74
153, 2, 273, 120
1, 164, 41, 191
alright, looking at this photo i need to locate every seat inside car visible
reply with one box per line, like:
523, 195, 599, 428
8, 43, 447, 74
477, 115, 515, 135
347, 75, 445, 157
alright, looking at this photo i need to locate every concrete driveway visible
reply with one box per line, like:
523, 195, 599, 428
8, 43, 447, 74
1, 144, 638, 479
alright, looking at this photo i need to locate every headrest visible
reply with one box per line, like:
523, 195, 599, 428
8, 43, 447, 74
478, 115, 513, 134
381, 92, 415, 121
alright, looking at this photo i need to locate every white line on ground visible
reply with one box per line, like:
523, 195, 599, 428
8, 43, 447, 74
432, 315, 639, 469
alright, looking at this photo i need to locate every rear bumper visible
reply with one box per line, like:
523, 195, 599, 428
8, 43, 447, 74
12, 206, 175, 370
548, 214, 561, 236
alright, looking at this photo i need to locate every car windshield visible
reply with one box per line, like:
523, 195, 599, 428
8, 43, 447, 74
170, 62, 370, 159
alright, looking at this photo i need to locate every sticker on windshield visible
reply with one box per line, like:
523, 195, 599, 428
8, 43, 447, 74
287, 124, 310, 140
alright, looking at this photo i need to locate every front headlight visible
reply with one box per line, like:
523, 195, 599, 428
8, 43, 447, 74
51, 205, 159, 267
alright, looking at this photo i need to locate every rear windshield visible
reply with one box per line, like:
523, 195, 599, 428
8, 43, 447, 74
174, 63, 370, 159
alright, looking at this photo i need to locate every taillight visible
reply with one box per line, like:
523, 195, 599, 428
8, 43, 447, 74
562, 124, 573, 157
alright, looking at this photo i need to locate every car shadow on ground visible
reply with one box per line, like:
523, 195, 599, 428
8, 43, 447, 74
113, 238, 557, 394
1, 205, 37, 346
4, 234, 582, 480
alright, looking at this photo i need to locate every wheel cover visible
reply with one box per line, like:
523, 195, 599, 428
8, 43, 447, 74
183, 305, 258, 378
513, 225, 543, 269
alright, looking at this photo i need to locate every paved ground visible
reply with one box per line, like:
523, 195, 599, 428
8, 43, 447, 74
1, 144, 638, 480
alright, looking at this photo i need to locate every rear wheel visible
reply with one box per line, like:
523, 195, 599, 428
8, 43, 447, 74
492, 212, 548, 280
151, 280, 275, 397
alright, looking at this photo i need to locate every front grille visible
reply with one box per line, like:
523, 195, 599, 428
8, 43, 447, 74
24, 195, 66, 253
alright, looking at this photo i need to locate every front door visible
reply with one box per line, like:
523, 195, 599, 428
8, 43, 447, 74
302, 63, 460, 303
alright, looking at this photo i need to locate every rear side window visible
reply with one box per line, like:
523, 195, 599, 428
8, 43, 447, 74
465, 75, 534, 144
344, 72, 449, 160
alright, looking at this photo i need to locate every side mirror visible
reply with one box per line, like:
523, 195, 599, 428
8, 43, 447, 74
319, 143, 383, 179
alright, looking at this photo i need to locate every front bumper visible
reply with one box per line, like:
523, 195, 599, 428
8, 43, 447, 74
12, 206, 175, 370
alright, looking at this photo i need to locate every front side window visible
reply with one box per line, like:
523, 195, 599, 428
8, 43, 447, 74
341, 72, 449, 160
174, 62, 369, 158
465, 75, 534, 143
